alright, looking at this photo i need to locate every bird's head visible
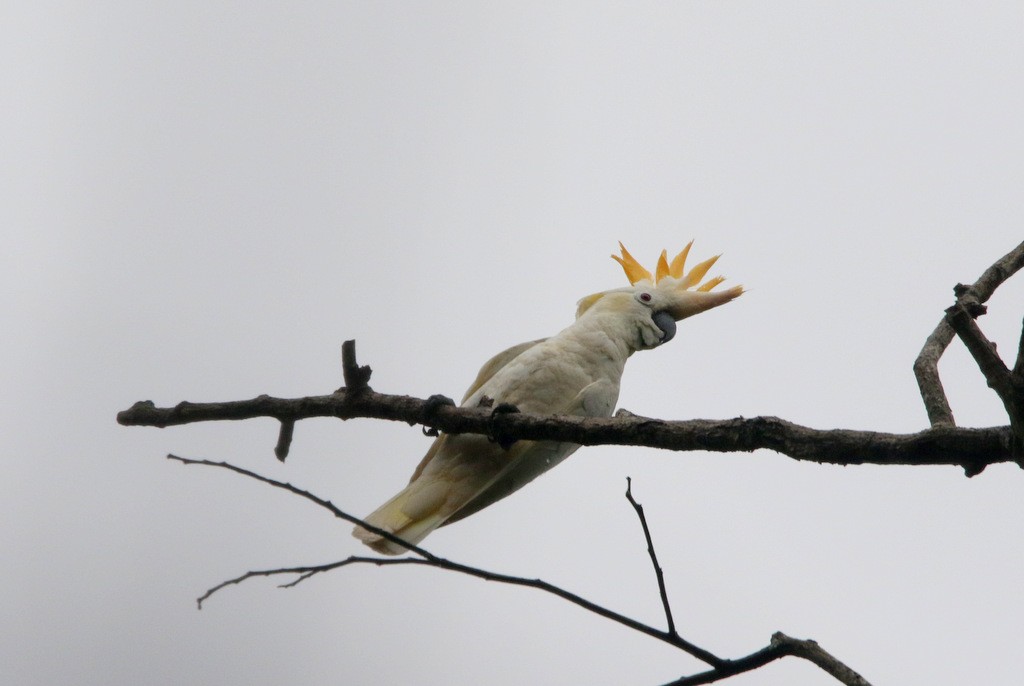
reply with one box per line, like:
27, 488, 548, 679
576, 242, 744, 350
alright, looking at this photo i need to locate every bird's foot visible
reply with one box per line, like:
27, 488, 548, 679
420, 393, 455, 436
488, 402, 521, 450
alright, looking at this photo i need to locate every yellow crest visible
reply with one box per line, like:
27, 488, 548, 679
612, 241, 727, 292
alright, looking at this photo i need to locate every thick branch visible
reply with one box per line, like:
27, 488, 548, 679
946, 303, 1024, 461
914, 240, 1024, 427
119, 390, 1013, 474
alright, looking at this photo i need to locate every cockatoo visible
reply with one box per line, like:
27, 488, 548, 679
354, 242, 742, 554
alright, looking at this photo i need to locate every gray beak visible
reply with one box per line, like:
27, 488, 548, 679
652, 311, 676, 344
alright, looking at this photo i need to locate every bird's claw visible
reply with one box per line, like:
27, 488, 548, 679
488, 402, 520, 450
420, 393, 455, 436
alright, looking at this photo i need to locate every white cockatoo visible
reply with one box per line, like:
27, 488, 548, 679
354, 242, 743, 554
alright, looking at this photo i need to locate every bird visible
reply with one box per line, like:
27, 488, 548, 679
353, 242, 743, 554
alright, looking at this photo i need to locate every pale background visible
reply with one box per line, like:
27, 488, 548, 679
5, 3, 1024, 685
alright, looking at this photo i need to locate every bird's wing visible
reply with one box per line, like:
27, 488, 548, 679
353, 433, 536, 553
402, 337, 547, 486
460, 338, 547, 403
441, 377, 617, 525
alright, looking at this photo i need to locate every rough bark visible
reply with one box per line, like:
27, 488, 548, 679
119, 387, 1013, 475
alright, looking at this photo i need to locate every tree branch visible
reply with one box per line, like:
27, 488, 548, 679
166, 454, 432, 561
771, 632, 872, 686
177, 454, 720, 663
119, 329, 1017, 475
914, 240, 1024, 427
945, 302, 1024, 462
177, 454, 868, 684
120, 242, 1024, 685
273, 419, 294, 462
626, 477, 677, 636
1014, 316, 1024, 380
120, 387, 1013, 474
913, 322, 958, 427
341, 339, 372, 392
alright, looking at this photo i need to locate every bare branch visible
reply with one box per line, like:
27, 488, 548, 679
663, 632, 872, 686
200, 553, 728, 663
273, 419, 294, 461
662, 643, 784, 685
770, 632, 872, 686
268, 341, 370, 462
914, 240, 1024, 427
178, 455, 722, 664
945, 303, 1024, 462
913, 322, 958, 427
945, 303, 1012, 395
196, 559, 355, 609
1014, 316, 1024, 379
341, 339, 372, 392
167, 454, 434, 560
181, 456, 868, 683
120, 391, 1014, 474
123, 242, 1024, 684
625, 478, 677, 636
119, 331, 1015, 475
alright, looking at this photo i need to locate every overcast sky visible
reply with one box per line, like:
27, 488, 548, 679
5, 3, 1024, 685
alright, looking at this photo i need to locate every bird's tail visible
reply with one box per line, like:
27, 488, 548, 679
352, 481, 450, 555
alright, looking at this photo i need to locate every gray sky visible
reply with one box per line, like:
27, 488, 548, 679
5, 3, 1024, 685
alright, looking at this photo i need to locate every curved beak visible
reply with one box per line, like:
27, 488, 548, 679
665, 285, 745, 321
652, 311, 677, 343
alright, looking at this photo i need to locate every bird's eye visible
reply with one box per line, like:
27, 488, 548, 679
639, 292, 652, 303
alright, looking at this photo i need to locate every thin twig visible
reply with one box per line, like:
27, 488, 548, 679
176, 455, 724, 665
200, 553, 726, 663
182, 466, 864, 683
171, 456, 875, 683
196, 559, 354, 609
167, 454, 432, 560
625, 477, 677, 636
179, 456, 873, 682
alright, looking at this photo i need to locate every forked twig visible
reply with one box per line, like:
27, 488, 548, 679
177, 455, 869, 684
914, 240, 1024, 428
944, 301, 1024, 463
